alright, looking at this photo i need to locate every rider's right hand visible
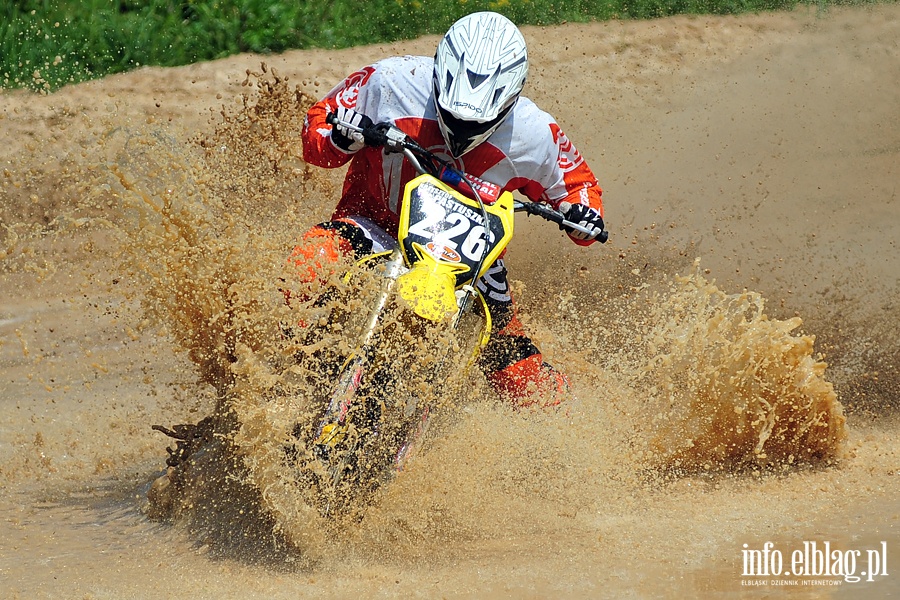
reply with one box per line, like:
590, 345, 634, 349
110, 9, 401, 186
330, 106, 373, 153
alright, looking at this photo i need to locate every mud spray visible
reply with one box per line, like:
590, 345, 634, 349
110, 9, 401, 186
56, 69, 846, 528
2, 57, 875, 596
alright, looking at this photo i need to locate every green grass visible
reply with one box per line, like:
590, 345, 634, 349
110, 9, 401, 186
0, 0, 877, 92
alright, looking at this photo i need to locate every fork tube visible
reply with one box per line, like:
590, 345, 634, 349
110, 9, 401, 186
319, 248, 407, 424
356, 248, 406, 348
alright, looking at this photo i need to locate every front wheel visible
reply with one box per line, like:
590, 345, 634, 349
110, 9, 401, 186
288, 284, 491, 519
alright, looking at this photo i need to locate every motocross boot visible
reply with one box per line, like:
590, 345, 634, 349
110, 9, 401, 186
486, 351, 571, 409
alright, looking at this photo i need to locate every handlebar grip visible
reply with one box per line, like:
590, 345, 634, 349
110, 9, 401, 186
516, 201, 608, 243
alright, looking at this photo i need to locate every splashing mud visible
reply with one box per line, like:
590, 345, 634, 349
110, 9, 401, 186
92, 65, 847, 559
95, 67, 503, 558
102, 67, 335, 550
2, 6, 898, 598
617, 265, 845, 473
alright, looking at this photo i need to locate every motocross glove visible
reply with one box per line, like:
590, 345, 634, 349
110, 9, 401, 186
330, 106, 373, 153
558, 201, 605, 242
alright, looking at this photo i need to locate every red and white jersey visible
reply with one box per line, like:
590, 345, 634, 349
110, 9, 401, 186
301, 55, 604, 245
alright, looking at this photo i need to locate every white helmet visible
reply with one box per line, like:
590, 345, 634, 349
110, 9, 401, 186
433, 12, 528, 157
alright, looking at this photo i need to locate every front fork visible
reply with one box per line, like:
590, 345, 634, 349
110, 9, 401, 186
315, 249, 407, 440
313, 248, 491, 472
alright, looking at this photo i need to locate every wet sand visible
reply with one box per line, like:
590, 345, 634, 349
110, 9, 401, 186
1, 4, 898, 598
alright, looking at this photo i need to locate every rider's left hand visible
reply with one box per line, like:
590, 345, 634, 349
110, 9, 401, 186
559, 201, 605, 242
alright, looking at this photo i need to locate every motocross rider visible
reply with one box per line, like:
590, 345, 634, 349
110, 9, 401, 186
293, 11, 606, 408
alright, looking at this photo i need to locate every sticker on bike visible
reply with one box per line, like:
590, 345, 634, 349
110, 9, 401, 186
403, 178, 507, 284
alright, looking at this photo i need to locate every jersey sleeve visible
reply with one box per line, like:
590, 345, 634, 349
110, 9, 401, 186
301, 65, 378, 168
539, 123, 603, 215
522, 118, 605, 246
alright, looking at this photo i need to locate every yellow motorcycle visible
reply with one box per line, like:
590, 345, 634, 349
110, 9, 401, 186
286, 114, 607, 516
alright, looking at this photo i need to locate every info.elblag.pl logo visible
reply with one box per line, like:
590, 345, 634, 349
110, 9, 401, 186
741, 541, 889, 586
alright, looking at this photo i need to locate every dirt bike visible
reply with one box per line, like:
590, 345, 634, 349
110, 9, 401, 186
281, 113, 608, 517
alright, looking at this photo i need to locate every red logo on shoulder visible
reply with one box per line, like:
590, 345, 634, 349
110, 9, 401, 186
335, 66, 375, 109
550, 123, 583, 172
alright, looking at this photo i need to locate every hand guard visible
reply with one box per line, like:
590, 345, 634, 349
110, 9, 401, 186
558, 201, 605, 242
330, 106, 373, 153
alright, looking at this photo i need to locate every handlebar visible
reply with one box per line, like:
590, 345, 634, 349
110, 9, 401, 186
326, 112, 607, 243
327, 112, 432, 176
513, 200, 609, 244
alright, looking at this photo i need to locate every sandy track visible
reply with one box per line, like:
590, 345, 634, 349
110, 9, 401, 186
1, 5, 898, 598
